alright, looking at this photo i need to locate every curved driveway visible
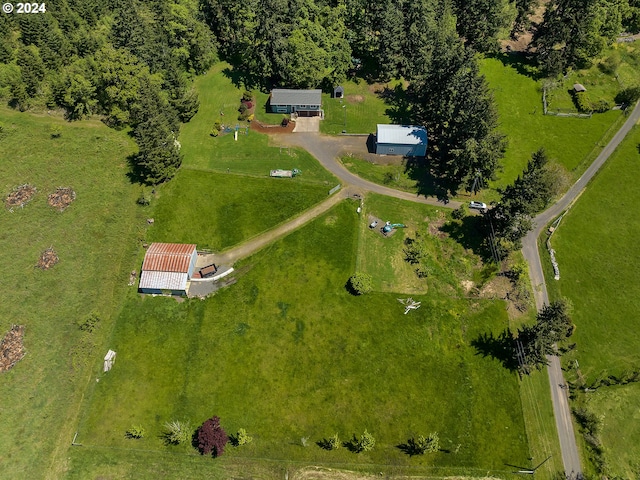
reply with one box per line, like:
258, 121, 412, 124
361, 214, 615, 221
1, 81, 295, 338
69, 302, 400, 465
273, 133, 461, 208
522, 101, 640, 477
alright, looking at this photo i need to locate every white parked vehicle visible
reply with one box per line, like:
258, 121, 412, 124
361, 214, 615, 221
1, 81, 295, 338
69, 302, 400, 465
369, 220, 379, 228
469, 201, 488, 211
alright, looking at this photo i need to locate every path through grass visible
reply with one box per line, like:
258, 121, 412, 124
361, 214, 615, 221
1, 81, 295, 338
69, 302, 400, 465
75, 201, 529, 478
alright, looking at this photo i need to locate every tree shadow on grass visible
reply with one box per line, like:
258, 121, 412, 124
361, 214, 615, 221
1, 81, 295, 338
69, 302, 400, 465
221, 66, 268, 92
470, 329, 518, 372
402, 157, 450, 201
439, 215, 490, 260
487, 52, 542, 80
342, 435, 361, 453
377, 84, 413, 125
125, 152, 147, 185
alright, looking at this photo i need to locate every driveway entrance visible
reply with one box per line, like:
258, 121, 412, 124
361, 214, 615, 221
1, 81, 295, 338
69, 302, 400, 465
292, 117, 320, 132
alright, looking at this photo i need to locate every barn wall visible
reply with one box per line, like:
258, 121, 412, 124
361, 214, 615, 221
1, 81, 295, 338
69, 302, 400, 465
376, 143, 427, 156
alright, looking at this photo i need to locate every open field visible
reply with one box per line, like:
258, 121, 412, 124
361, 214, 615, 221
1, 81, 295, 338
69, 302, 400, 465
585, 383, 640, 478
549, 125, 640, 381
180, 64, 337, 185
481, 56, 624, 188
74, 200, 530, 478
357, 194, 479, 294
540, 125, 640, 476
0, 107, 143, 478
148, 169, 330, 251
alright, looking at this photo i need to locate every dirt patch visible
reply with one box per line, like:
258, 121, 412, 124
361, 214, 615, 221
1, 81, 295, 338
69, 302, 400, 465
0, 325, 26, 373
47, 187, 76, 211
291, 467, 502, 480
250, 119, 295, 134
37, 247, 59, 270
427, 213, 448, 238
479, 275, 530, 319
346, 94, 364, 103
5, 184, 37, 209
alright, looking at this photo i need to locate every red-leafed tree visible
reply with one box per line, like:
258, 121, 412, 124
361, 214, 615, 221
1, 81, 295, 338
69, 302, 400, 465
196, 416, 228, 457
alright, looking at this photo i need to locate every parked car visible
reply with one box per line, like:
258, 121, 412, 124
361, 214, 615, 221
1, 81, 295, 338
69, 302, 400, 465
369, 220, 378, 228
469, 201, 487, 211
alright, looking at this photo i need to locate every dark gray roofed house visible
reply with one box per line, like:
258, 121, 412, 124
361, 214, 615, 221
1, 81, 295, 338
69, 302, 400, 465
269, 89, 323, 117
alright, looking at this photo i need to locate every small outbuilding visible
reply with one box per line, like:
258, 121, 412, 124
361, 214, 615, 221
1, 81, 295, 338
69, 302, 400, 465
269, 89, 323, 117
139, 243, 198, 296
333, 86, 344, 98
573, 83, 587, 92
375, 124, 428, 157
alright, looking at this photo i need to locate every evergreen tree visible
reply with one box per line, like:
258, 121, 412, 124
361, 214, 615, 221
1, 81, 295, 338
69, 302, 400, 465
452, 0, 516, 51
409, 1, 506, 196
488, 148, 557, 255
532, 0, 623, 75
134, 114, 182, 184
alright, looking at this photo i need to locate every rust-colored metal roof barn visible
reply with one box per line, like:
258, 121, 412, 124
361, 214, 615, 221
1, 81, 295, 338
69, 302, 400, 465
142, 243, 197, 272
139, 243, 198, 295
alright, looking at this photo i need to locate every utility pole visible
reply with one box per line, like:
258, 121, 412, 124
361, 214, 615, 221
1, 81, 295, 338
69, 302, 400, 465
342, 105, 346, 133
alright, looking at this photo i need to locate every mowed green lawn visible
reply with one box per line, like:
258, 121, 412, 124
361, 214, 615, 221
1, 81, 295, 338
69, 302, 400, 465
74, 201, 529, 478
180, 63, 337, 184
321, 80, 398, 135
148, 169, 329, 251
551, 125, 640, 382
0, 108, 143, 478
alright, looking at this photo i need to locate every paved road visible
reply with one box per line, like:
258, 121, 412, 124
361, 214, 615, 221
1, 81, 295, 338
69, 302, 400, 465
273, 133, 461, 209
522, 101, 640, 477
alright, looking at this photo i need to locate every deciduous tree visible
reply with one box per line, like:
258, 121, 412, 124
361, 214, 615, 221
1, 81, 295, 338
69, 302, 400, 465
196, 416, 229, 457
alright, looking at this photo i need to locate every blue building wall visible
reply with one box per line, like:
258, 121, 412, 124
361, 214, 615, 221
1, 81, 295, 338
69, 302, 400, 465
270, 104, 321, 114
376, 143, 427, 156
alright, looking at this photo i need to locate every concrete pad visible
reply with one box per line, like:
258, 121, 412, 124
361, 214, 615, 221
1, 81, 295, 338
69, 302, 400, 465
293, 117, 320, 132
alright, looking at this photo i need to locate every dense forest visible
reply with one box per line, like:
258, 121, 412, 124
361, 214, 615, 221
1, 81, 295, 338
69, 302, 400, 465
0, 0, 638, 186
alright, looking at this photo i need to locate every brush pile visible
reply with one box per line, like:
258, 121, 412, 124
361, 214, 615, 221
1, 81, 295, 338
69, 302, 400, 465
47, 187, 76, 211
37, 247, 59, 270
5, 184, 37, 209
0, 325, 26, 373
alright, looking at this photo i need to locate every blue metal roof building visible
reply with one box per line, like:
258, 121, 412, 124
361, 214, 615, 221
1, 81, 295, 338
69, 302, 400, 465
375, 125, 428, 156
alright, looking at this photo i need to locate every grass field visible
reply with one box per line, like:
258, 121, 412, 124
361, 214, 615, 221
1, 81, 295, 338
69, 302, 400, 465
357, 193, 479, 294
478, 57, 624, 188
585, 383, 640, 478
148, 169, 329, 251
539, 125, 640, 476
550, 125, 640, 381
0, 107, 144, 478
180, 63, 337, 185
73, 200, 530, 478
321, 80, 399, 135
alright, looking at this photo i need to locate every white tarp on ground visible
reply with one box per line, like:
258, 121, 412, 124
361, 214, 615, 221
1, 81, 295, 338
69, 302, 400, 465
103, 350, 116, 372
139, 270, 188, 291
